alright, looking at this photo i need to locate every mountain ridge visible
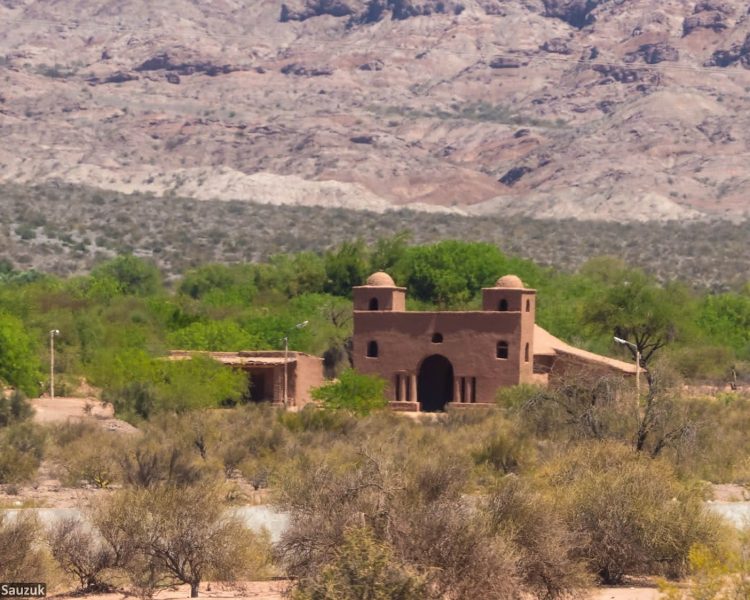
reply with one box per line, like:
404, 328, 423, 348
2, 0, 750, 221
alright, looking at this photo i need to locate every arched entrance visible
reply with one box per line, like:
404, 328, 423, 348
418, 355, 454, 412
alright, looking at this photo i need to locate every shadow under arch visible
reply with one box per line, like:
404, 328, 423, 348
418, 354, 454, 412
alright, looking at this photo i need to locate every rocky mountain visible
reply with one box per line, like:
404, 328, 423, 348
2, 0, 750, 221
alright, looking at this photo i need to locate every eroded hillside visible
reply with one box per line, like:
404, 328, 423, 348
2, 0, 750, 220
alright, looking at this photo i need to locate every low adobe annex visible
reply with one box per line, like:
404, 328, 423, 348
353, 272, 636, 412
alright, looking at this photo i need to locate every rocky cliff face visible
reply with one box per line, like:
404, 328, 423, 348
1, 0, 750, 221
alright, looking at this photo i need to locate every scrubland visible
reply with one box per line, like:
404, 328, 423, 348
1, 238, 750, 597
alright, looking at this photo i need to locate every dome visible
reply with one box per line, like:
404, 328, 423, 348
495, 274, 524, 289
366, 271, 396, 287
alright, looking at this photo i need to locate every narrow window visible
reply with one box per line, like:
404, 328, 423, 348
460, 377, 466, 403
498, 299, 509, 311
526, 299, 531, 312
496, 341, 509, 360
471, 377, 477, 403
525, 343, 530, 362
431, 332, 443, 343
367, 341, 379, 358
369, 297, 379, 311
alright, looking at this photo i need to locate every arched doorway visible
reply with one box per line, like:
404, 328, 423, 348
418, 355, 454, 412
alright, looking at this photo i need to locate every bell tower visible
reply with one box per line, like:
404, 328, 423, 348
353, 271, 406, 312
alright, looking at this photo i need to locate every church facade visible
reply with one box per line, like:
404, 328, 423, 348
352, 271, 635, 411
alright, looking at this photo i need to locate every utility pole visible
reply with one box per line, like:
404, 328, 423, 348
614, 336, 640, 396
283, 321, 309, 407
49, 329, 60, 399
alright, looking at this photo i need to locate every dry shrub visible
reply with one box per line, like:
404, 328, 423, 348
0, 512, 49, 581
543, 441, 726, 584
118, 440, 209, 488
94, 483, 271, 598
521, 373, 632, 442
0, 422, 45, 483
56, 430, 121, 488
471, 420, 535, 475
47, 517, 115, 592
277, 441, 553, 600
117, 415, 224, 488
291, 527, 427, 600
484, 477, 590, 598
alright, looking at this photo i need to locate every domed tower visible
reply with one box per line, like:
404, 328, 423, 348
353, 271, 406, 312
482, 275, 536, 379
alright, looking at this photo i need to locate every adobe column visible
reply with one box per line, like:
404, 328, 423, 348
465, 377, 473, 404
453, 377, 461, 404
398, 374, 407, 403
409, 374, 417, 404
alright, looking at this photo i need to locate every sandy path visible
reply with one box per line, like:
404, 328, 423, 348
30, 396, 138, 433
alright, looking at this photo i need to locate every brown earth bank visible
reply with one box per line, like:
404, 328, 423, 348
2, 0, 750, 221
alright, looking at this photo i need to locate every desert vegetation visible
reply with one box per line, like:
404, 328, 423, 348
1, 182, 750, 289
1, 238, 750, 596
3, 381, 750, 597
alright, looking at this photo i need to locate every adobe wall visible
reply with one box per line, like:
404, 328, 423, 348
353, 311, 534, 405
292, 354, 325, 408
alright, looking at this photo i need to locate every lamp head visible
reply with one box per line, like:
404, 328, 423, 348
296, 320, 309, 329
613, 336, 627, 345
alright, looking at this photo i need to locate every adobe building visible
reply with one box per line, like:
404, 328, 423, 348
169, 350, 324, 409
353, 272, 636, 412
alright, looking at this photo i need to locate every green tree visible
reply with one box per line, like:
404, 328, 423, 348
393, 241, 540, 307
168, 320, 257, 351
697, 292, 750, 358
583, 268, 691, 368
311, 369, 387, 415
154, 355, 247, 412
324, 241, 369, 297
92, 351, 246, 418
0, 311, 41, 395
91, 256, 162, 297
178, 263, 257, 306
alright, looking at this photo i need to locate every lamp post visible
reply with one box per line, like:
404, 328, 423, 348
614, 336, 640, 396
283, 321, 309, 408
49, 329, 60, 399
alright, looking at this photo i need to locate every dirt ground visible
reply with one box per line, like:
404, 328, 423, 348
48, 581, 663, 600
50, 582, 290, 600
30, 396, 138, 434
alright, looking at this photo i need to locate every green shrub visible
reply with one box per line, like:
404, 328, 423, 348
311, 369, 387, 415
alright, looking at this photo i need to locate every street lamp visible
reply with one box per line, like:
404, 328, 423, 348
49, 329, 60, 399
283, 321, 309, 408
614, 336, 640, 396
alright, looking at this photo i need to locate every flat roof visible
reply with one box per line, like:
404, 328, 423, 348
168, 350, 321, 367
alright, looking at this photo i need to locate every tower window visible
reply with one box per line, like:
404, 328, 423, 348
497, 341, 509, 360
367, 341, 379, 358
369, 297, 379, 311
526, 299, 531, 312
525, 343, 530, 362
431, 333, 443, 343
498, 299, 509, 311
